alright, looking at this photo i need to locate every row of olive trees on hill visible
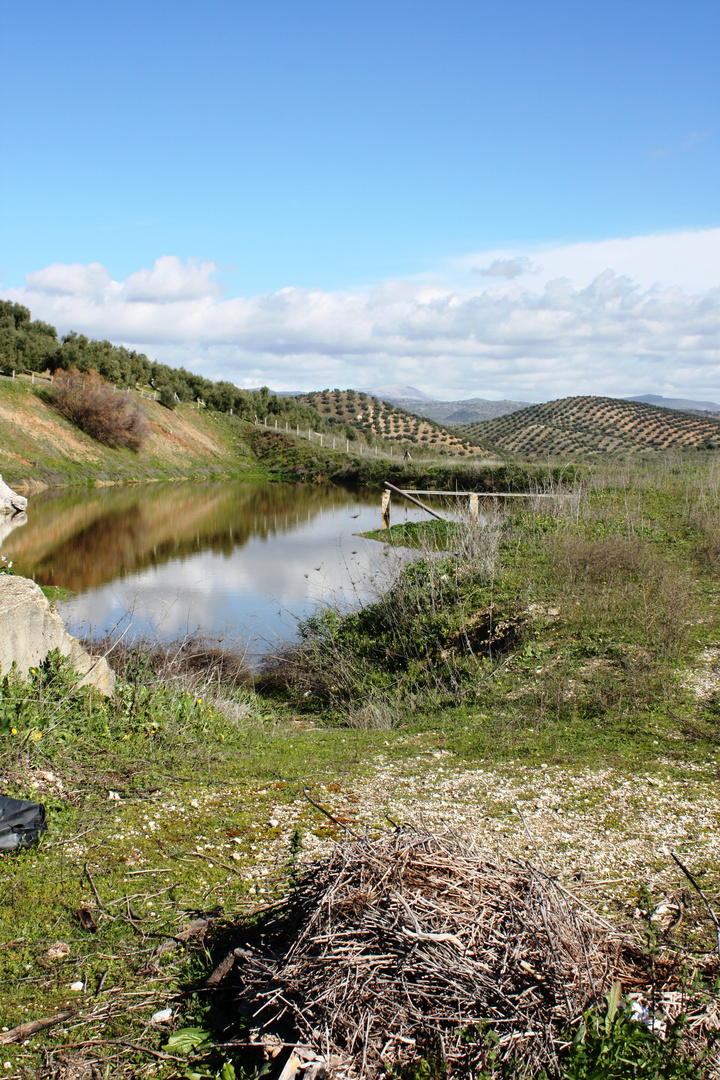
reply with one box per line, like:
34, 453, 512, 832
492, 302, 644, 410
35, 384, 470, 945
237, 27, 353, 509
0, 301, 327, 430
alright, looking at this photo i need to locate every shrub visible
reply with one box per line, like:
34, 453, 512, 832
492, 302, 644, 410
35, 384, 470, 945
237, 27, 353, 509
157, 384, 177, 410
51, 369, 149, 451
259, 515, 506, 712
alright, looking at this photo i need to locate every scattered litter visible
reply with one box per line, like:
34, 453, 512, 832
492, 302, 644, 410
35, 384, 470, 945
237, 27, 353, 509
107, 791, 121, 802
68, 982, 84, 992
0, 795, 47, 851
77, 907, 98, 933
45, 942, 70, 962
151, 1008, 173, 1025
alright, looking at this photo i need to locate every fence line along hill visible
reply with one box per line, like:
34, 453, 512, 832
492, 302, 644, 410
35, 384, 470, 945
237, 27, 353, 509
457, 395, 720, 456
295, 388, 489, 456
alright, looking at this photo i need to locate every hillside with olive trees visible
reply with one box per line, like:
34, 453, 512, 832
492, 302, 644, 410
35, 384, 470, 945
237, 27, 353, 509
296, 388, 490, 456
458, 396, 720, 456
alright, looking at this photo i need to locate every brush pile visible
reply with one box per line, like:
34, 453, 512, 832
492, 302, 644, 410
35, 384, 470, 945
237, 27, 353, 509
228, 829, 641, 1077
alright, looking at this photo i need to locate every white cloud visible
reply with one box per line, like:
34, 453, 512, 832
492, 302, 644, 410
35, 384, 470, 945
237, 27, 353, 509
651, 128, 714, 159
456, 227, 720, 294
4, 229, 720, 402
472, 257, 534, 279
121, 256, 223, 303
25, 261, 111, 297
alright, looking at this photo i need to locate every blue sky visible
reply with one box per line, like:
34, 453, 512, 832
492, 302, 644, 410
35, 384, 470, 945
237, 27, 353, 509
2, 0, 719, 400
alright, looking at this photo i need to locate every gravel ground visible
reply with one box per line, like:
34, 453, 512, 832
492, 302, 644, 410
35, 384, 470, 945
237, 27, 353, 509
277, 751, 720, 909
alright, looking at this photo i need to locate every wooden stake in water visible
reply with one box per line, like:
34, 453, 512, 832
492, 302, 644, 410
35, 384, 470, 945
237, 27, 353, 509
381, 490, 391, 529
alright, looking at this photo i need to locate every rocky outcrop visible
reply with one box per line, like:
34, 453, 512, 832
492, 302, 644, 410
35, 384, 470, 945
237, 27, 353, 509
0, 475, 28, 515
0, 575, 115, 695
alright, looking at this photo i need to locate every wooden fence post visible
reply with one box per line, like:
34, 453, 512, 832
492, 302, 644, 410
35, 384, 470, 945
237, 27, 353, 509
381, 490, 391, 529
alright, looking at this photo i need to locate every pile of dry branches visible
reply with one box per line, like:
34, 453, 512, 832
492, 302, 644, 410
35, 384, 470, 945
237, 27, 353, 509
227, 829, 642, 1077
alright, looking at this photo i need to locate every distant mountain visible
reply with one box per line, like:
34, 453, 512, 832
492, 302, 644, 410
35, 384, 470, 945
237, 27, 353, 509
629, 394, 720, 415
402, 398, 534, 425
248, 387, 310, 397
356, 384, 432, 401
457, 396, 720, 457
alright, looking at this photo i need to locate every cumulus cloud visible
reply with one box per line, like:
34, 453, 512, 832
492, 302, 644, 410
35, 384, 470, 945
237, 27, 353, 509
458, 228, 720, 294
4, 232, 720, 402
472, 257, 534, 279
121, 256, 223, 303
25, 261, 111, 297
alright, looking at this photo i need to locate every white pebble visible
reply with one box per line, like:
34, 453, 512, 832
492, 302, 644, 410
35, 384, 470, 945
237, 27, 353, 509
151, 1008, 173, 1024
69, 981, 84, 992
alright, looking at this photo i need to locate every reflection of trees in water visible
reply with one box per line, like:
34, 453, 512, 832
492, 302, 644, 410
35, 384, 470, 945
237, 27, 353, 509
10, 482, 372, 592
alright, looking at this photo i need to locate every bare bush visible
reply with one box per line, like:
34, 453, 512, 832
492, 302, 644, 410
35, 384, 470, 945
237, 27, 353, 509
342, 697, 396, 729
85, 632, 255, 721
51, 369, 149, 451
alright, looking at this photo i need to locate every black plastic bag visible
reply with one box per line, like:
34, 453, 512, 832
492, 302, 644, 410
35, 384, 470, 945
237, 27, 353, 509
0, 795, 47, 851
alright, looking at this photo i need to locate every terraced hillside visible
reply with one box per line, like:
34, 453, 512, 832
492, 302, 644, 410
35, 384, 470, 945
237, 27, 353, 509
297, 388, 487, 456
458, 396, 720, 456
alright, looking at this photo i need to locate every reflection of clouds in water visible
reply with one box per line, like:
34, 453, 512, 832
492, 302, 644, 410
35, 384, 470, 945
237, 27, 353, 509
59, 499, 423, 655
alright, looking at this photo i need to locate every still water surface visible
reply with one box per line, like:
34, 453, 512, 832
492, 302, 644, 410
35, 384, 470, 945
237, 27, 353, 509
1, 481, 429, 657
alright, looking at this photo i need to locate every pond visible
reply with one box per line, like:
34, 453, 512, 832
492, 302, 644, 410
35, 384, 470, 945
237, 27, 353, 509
0, 481, 432, 659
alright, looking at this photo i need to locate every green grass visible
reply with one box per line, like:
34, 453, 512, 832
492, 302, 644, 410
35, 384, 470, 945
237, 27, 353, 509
3, 454, 720, 1076
0, 652, 402, 1078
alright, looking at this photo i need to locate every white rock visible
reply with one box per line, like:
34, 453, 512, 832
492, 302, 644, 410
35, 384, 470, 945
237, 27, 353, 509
0, 475, 28, 515
0, 574, 115, 695
69, 981, 84, 991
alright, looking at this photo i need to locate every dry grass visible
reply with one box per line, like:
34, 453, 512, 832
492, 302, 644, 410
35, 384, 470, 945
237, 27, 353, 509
85, 632, 257, 725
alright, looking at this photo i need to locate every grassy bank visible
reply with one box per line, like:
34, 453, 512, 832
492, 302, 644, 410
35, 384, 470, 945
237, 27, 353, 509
0, 377, 269, 488
1, 454, 720, 1077
1, 376, 578, 495
246, 426, 576, 491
